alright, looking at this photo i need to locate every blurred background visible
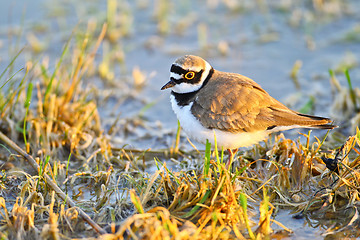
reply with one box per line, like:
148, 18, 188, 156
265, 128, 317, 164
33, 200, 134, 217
0, 0, 359, 150
1, 2, 360, 238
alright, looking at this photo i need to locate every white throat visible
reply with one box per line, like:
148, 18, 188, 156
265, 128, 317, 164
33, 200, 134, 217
171, 61, 212, 94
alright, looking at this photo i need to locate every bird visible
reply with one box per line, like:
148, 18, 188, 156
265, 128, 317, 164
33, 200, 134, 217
161, 55, 337, 167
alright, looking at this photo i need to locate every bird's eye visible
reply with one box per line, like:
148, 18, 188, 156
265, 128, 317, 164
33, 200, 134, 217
184, 71, 195, 80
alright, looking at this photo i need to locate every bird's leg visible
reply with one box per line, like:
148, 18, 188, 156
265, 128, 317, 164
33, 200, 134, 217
226, 148, 238, 169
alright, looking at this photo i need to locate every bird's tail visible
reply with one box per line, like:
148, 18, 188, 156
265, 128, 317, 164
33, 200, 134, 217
296, 113, 337, 129
269, 107, 338, 130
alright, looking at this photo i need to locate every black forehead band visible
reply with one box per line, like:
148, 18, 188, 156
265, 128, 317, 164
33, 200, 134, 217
170, 64, 188, 75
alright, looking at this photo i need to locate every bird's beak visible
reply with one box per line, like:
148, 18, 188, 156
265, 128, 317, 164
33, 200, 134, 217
161, 80, 176, 90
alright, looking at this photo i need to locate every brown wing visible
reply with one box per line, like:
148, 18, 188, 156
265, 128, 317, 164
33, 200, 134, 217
191, 70, 334, 133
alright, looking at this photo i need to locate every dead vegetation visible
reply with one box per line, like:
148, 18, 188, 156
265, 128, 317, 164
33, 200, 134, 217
0, 0, 360, 239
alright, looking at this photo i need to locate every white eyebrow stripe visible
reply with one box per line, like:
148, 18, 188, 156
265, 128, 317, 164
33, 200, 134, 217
173, 62, 203, 72
187, 66, 203, 72
170, 72, 182, 80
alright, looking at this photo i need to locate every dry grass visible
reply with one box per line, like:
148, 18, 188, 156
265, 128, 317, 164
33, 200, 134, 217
86, 129, 360, 239
0, 0, 360, 239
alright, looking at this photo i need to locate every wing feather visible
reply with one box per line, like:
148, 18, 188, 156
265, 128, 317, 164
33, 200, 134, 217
191, 70, 334, 133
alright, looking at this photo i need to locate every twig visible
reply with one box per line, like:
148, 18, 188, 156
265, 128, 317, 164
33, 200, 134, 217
0, 131, 107, 235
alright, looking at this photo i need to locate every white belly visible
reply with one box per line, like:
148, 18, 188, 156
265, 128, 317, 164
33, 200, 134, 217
170, 95, 269, 149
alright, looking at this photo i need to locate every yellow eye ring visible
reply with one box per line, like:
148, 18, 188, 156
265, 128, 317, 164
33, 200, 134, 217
184, 71, 195, 80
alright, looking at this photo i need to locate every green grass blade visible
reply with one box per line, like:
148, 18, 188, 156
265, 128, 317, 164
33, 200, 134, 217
23, 82, 33, 148
39, 158, 43, 176
43, 155, 50, 174
130, 189, 144, 214
0, 47, 24, 81
239, 192, 247, 211
345, 68, 358, 110
298, 96, 315, 114
213, 132, 223, 174
204, 139, 211, 177
182, 189, 211, 218
66, 152, 71, 178
24, 82, 33, 108
40, 64, 49, 79
0, 68, 24, 90
239, 192, 255, 239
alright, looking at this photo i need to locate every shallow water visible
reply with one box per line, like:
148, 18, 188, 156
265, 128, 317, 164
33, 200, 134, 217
1, 1, 359, 133
0, 0, 359, 238
122, 1, 360, 150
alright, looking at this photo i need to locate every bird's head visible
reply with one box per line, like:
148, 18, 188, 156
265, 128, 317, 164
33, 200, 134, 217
161, 55, 212, 93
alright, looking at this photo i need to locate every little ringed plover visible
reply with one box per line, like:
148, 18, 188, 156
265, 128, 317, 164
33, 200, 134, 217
161, 55, 337, 164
